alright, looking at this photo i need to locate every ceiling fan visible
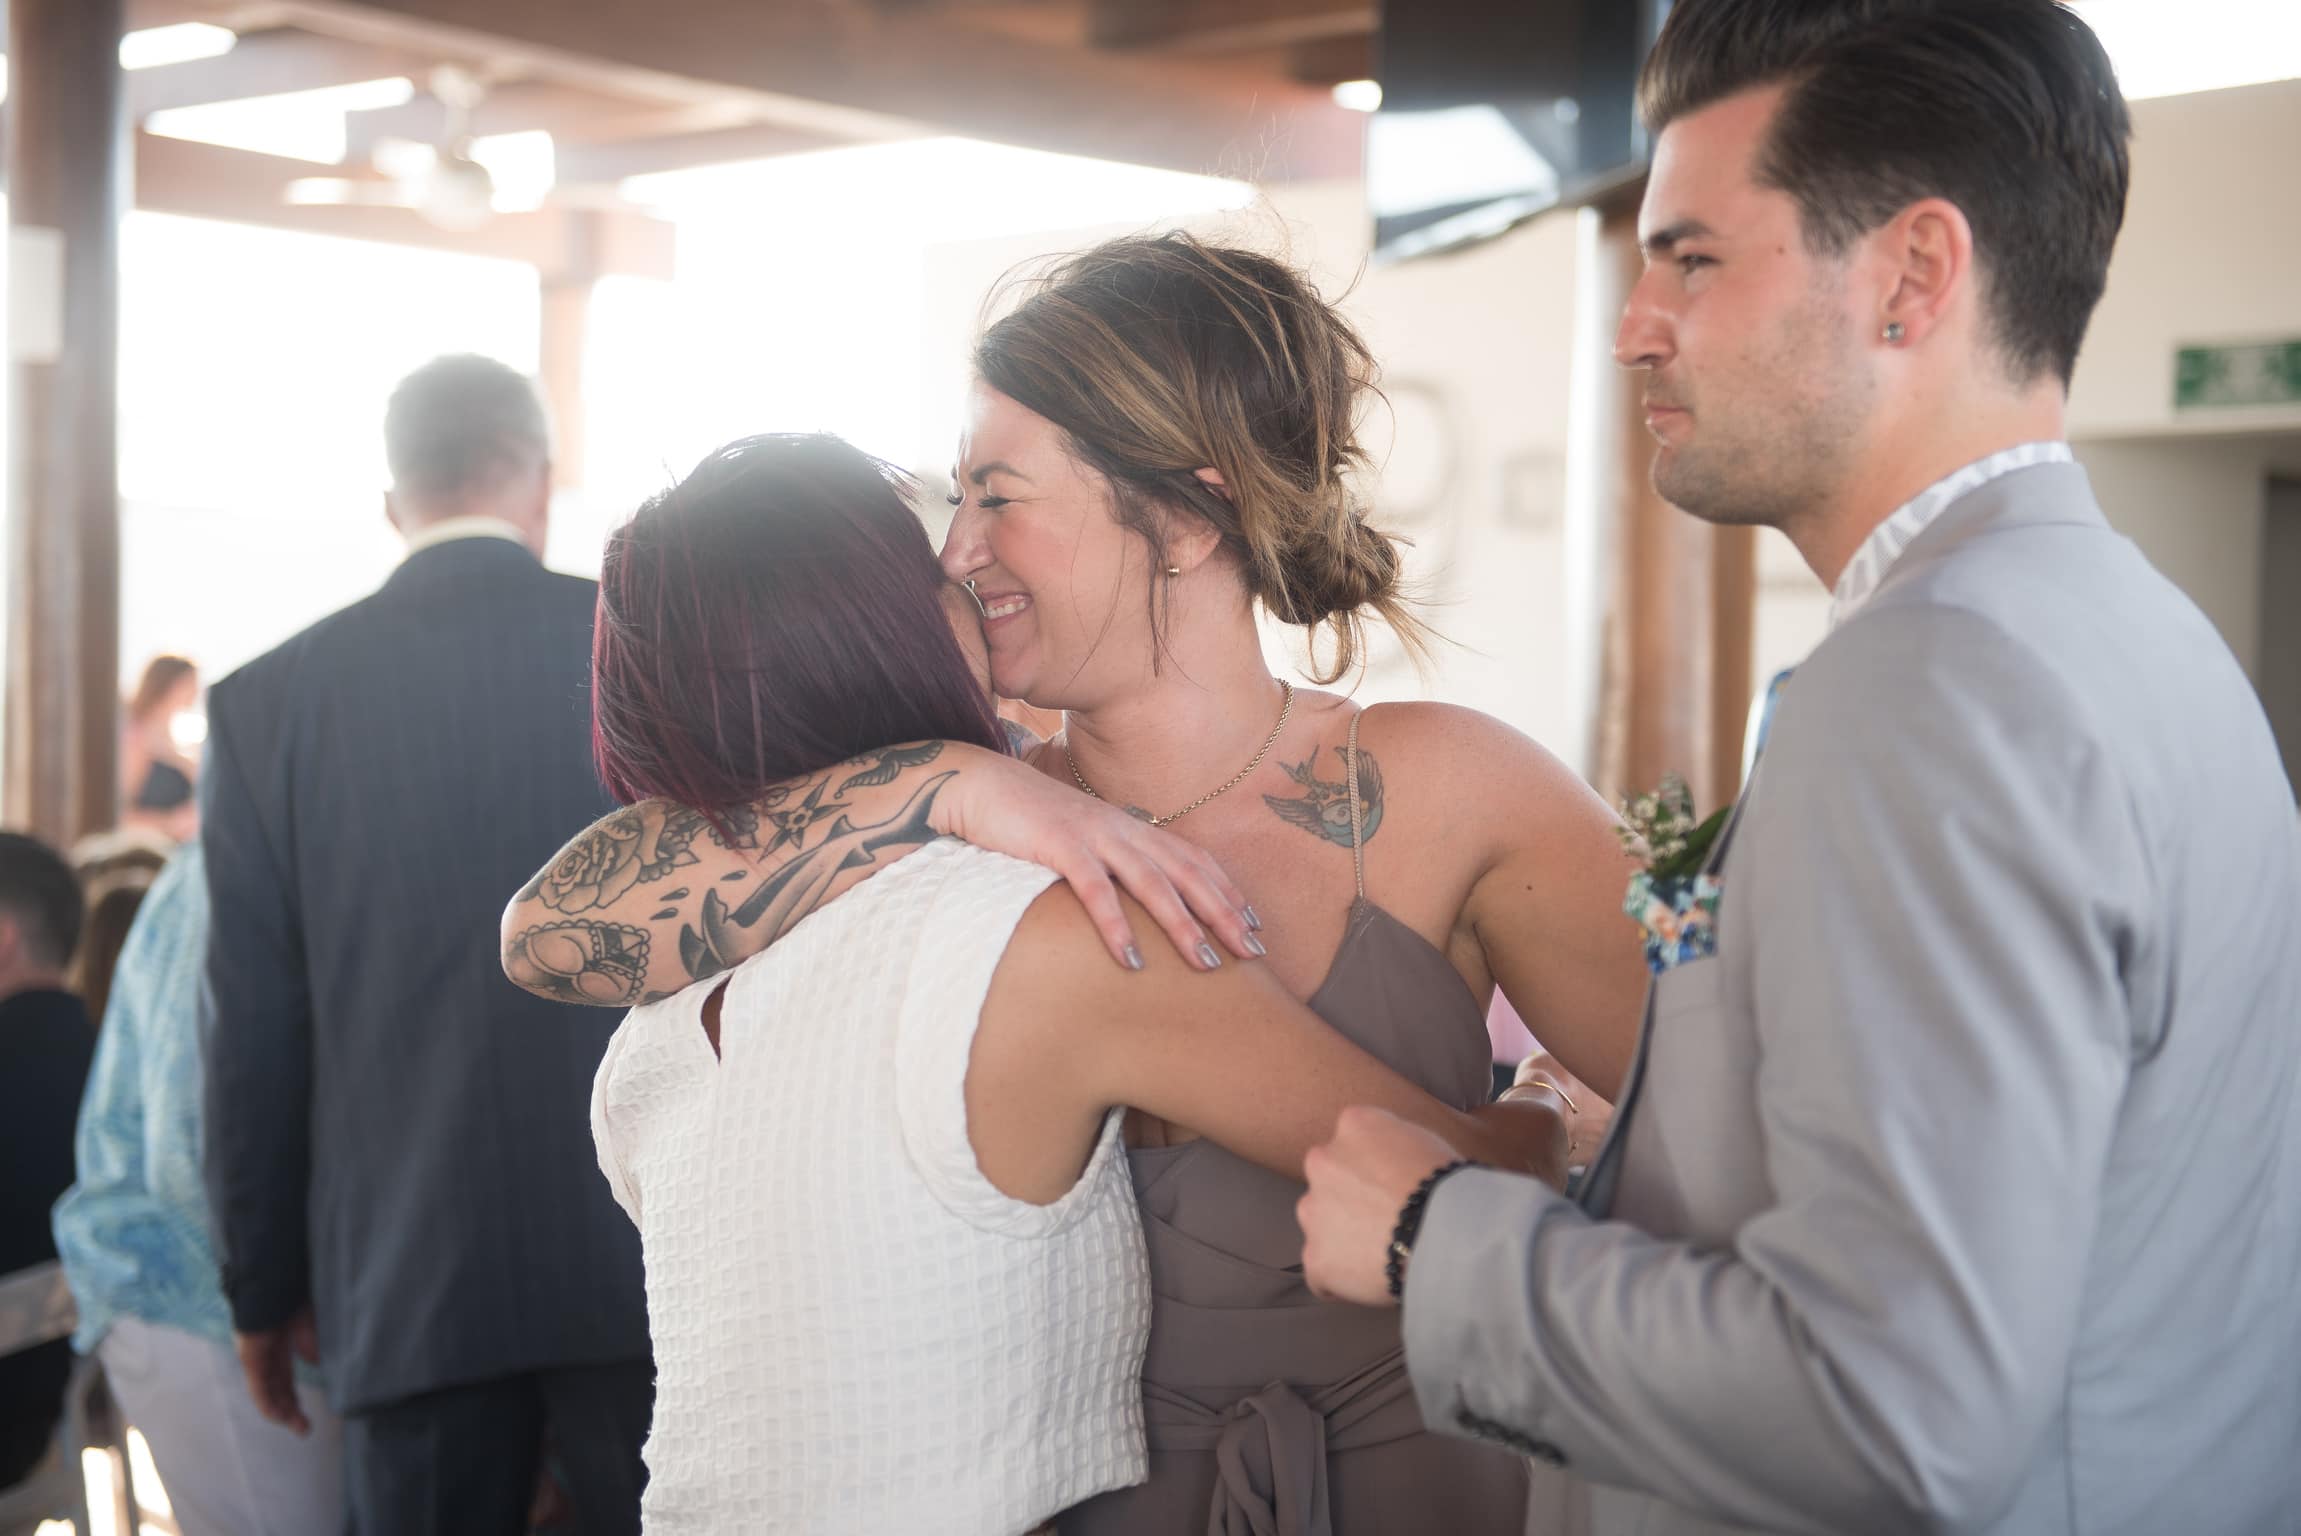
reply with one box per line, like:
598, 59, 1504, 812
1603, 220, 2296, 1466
286, 65, 523, 230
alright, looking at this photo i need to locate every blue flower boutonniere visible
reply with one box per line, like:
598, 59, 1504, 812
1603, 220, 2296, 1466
1617, 774, 1730, 976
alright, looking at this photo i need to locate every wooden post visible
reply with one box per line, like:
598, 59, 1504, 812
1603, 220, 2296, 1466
5, 0, 127, 846
1581, 195, 1757, 815
538, 210, 599, 493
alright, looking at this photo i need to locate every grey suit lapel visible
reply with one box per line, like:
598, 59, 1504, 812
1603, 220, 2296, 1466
1576, 758, 1762, 1216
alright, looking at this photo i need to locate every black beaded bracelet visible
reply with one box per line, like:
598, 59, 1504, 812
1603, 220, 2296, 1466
1385, 1159, 1476, 1301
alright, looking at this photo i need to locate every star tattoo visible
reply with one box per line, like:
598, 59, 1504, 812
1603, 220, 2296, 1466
762, 777, 853, 854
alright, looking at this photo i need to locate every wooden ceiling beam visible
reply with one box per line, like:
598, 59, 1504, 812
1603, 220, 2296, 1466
168, 0, 1360, 179
342, 82, 741, 161
556, 122, 863, 185
1088, 0, 1374, 55
127, 25, 428, 115
130, 129, 675, 276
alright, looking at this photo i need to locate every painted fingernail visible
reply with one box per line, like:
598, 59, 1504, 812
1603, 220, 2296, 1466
1245, 934, 1269, 958
1196, 941, 1223, 969
1244, 905, 1264, 931
1123, 944, 1145, 971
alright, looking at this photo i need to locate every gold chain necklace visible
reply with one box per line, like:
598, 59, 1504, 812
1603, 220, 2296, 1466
1065, 680, 1294, 828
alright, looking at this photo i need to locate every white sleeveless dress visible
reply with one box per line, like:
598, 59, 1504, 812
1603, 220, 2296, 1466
590, 838, 1151, 1534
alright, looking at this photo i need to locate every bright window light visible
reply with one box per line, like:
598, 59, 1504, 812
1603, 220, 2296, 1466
2078, 0, 2301, 99
471, 130, 558, 212
146, 77, 417, 165
120, 22, 237, 70
622, 136, 1255, 245
1332, 79, 1383, 113
125, 1429, 173, 1520
589, 138, 1257, 538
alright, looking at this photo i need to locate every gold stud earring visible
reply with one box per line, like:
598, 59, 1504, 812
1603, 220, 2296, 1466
1165, 565, 1182, 577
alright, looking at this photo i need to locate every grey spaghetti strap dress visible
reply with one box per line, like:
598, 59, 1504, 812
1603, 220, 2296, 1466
1060, 714, 1531, 1536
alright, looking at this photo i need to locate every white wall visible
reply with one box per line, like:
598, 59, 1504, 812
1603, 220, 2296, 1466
2070, 431, 2301, 678
2058, 82, 2301, 691
2068, 78, 2301, 439
1263, 183, 1582, 747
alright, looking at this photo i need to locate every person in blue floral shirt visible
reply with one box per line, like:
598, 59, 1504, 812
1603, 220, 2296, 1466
52, 844, 342, 1535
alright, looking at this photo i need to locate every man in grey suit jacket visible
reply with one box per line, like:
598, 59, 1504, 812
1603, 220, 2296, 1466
1299, 3, 2301, 1532
201, 356, 651, 1533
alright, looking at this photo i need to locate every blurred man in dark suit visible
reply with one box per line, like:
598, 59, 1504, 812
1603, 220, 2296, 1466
200, 356, 650, 1535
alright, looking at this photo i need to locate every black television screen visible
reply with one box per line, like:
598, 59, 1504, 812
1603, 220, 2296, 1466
1369, 0, 1673, 264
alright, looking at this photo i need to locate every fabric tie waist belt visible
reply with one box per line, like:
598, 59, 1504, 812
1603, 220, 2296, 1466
1140, 1348, 1423, 1536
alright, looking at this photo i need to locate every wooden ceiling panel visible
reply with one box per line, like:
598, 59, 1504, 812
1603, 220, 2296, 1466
1088, 0, 1374, 54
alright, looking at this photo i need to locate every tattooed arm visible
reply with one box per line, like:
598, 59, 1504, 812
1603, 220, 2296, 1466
502, 755, 953, 1007
502, 740, 1260, 1007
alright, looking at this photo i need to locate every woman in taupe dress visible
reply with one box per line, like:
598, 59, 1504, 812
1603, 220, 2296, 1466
504, 233, 1647, 1533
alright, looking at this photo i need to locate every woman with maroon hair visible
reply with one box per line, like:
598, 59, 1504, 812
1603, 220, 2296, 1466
557, 433, 1560, 1535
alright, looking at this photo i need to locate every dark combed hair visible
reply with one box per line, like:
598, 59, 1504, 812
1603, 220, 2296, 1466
384, 353, 551, 501
590, 434, 1007, 830
975, 231, 1429, 684
1640, 0, 2131, 385
0, 830, 84, 971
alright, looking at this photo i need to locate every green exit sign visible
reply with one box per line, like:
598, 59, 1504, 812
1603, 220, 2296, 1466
2174, 341, 2301, 410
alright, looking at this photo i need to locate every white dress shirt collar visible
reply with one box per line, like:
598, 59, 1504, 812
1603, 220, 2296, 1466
1828, 441, 2072, 630
402, 515, 531, 559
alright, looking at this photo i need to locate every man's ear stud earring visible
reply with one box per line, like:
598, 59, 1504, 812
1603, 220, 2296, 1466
1883, 321, 1906, 344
